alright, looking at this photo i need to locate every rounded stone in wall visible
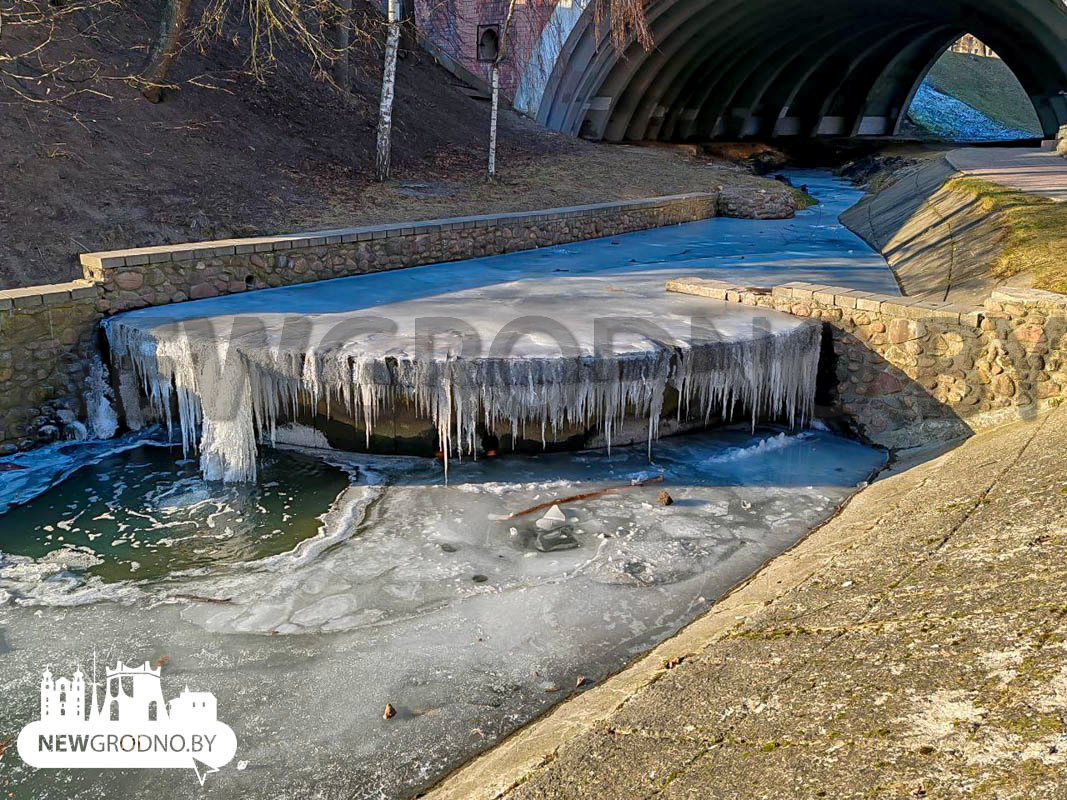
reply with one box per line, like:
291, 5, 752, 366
927, 332, 964, 358
933, 374, 967, 405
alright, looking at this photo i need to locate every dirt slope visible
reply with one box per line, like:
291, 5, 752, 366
0, 1, 776, 291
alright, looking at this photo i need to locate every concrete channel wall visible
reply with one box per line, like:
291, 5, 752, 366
0, 193, 720, 452
668, 278, 1067, 448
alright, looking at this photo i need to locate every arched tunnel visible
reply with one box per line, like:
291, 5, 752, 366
533, 0, 1067, 141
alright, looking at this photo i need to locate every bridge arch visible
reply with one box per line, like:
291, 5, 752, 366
520, 0, 1067, 140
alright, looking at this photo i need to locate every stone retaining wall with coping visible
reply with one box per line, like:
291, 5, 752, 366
0, 281, 104, 452
667, 278, 1067, 448
82, 193, 720, 315
1, 193, 722, 452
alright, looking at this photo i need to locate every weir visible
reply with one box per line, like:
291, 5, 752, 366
104, 273, 821, 482
2, 170, 908, 800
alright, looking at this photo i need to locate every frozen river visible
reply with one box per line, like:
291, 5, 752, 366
103, 170, 897, 483
0, 171, 896, 798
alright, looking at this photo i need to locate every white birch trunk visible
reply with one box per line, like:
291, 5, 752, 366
375, 0, 400, 182
488, 65, 500, 179
488, 0, 518, 181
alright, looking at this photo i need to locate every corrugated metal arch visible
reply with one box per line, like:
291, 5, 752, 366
535, 0, 1067, 140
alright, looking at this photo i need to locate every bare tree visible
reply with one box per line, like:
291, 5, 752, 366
0, 0, 119, 108
138, 0, 368, 101
375, 0, 400, 181
594, 0, 653, 52
327, 0, 354, 91
142, 0, 194, 102
487, 0, 518, 180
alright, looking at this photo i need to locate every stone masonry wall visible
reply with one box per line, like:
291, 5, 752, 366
1, 193, 719, 452
668, 278, 1067, 448
0, 281, 103, 453
82, 193, 719, 315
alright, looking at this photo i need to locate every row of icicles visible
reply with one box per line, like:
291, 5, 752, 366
103, 319, 821, 483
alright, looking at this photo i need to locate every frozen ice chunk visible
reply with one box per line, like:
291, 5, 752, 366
535, 504, 567, 530
102, 271, 821, 483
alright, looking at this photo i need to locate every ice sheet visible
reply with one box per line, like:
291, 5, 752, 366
0, 428, 886, 799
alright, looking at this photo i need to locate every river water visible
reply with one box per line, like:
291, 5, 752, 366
0, 171, 893, 799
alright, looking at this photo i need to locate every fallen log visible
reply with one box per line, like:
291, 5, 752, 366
506, 475, 664, 519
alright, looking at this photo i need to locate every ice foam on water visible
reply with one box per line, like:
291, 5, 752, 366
103, 314, 820, 484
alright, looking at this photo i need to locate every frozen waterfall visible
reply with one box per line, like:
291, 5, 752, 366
103, 283, 820, 483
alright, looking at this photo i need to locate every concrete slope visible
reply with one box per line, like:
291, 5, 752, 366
425, 404, 1067, 800
840, 156, 1027, 305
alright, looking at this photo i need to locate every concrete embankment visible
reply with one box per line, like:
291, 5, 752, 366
839, 155, 1023, 306
839, 147, 1067, 306
424, 398, 1067, 800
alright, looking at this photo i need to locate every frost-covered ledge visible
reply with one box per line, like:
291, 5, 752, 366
81, 193, 719, 314
667, 278, 1067, 448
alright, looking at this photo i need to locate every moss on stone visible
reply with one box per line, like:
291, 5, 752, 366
791, 187, 818, 210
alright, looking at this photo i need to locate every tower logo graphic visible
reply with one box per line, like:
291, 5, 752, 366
17, 654, 237, 785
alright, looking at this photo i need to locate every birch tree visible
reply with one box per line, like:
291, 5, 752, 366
375, 0, 400, 182
487, 0, 518, 180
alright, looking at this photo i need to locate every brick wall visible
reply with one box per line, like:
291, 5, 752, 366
668, 278, 1067, 448
1, 193, 719, 451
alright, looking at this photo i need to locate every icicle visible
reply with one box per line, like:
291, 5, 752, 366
103, 312, 821, 484
84, 351, 119, 440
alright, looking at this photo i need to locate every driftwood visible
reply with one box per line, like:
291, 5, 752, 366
174, 594, 234, 604
506, 475, 664, 519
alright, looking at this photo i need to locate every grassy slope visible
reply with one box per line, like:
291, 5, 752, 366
924, 51, 1042, 135
947, 176, 1067, 293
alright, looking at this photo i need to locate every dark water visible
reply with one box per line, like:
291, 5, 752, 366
0, 446, 349, 582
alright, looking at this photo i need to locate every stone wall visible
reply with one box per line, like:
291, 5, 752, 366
668, 278, 1067, 448
1, 193, 719, 451
0, 281, 103, 453
716, 186, 798, 220
82, 193, 719, 315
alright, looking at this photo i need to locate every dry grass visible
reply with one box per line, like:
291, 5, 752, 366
947, 176, 1067, 294
308, 143, 780, 231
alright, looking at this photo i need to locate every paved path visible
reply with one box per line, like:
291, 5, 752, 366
426, 405, 1067, 799
947, 147, 1067, 202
